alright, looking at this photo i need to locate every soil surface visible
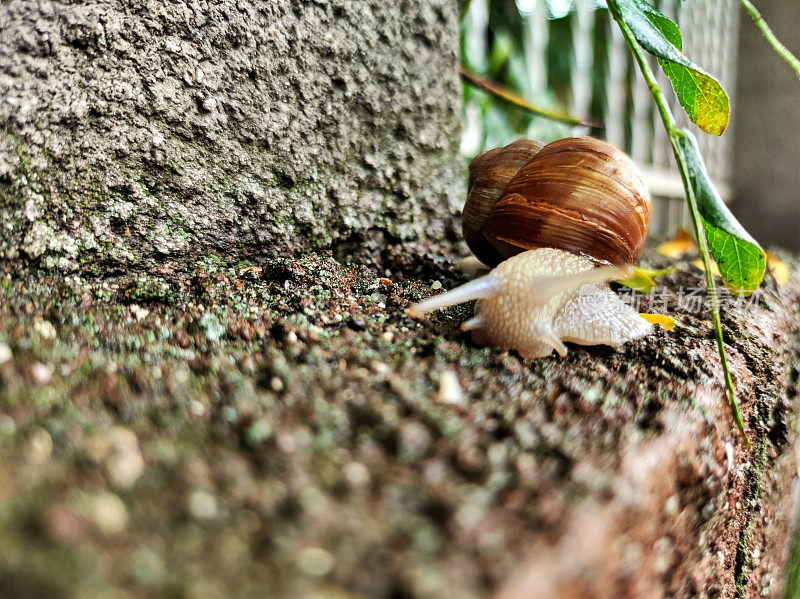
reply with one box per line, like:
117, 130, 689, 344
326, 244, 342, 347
0, 239, 798, 598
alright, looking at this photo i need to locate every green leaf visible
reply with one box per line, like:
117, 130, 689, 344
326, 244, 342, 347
675, 130, 766, 294
659, 61, 730, 136
637, 0, 682, 49
608, 0, 729, 135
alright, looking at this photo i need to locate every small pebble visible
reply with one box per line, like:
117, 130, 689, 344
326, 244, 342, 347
90, 493, 128, 536
653, 537, 672, 574
371, 361, 391, 376
188, 489, 218, 520
298, 547, 334, 577
664, 494, 679, 516
344, 462, 370, 487
105, 427, 145, 488
725, 442, 735, 472
246, 419, 272, 445
430, 281, 442, 290
130, 304, 150, 321
31, 362, 52, 384
33, 318, 57, 339
269, 376, 284, 392
438, 370, 464, 405
202, 96, 217, 112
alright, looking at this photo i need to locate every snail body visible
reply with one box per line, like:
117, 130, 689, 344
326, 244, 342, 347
409, 137, 655, 359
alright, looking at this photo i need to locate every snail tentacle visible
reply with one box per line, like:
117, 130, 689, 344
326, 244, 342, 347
460, 314, 486, 332
406, 275, 499, 319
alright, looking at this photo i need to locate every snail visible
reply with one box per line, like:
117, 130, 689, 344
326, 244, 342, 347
408, 137, 655, 359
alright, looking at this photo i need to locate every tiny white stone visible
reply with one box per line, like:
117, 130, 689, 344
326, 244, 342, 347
0, 343, 11, 364
188, 489, 218, 520
31, 362, 52, 384
344, 462, 370, 486
202, 96, 217, 112
130, 304, 150, 321
90, 493, 128, 535
298, 547, 334, 577
33, 318, 57, 339
437, 370, 464, 405
664, 494, 679, 516
725, 442, 735, 472
104, 427, 145, 488
269, 376, 284, 392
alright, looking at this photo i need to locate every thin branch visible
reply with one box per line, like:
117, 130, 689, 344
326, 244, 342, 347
610, 4, 752, 448
459, 66, 604, 129
740, 0, 800, 79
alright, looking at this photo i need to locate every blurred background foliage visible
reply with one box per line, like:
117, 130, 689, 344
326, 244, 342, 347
459, 0, 613, 160
456, 0, 745, 240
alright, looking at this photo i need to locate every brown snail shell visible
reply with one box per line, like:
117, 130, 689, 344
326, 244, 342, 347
463, 137, 651, 267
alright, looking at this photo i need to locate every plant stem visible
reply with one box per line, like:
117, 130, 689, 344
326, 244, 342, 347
459, 66, 604, 129
739, 0, 800, 79
610, 5, 751, 448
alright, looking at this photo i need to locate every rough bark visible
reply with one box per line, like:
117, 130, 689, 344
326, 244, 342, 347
0, 0, 462, 273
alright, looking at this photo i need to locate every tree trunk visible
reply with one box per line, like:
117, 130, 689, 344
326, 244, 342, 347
0, 0, 462, 273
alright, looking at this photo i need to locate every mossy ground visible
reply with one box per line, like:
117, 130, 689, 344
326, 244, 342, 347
0, 242, 797, 598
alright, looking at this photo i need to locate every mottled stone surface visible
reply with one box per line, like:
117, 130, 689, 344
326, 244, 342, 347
0, 243, 797, 598
0, 1, 462, 273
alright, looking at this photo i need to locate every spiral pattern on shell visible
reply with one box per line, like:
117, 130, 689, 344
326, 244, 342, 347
462, 137, 651, 267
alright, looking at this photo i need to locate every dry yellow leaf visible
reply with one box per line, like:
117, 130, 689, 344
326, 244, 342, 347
691, 258, 721, 277
617, 266, 674, 292
639, 313, 677, 331
765, 251, 790, 287
656, 229, 695, 258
